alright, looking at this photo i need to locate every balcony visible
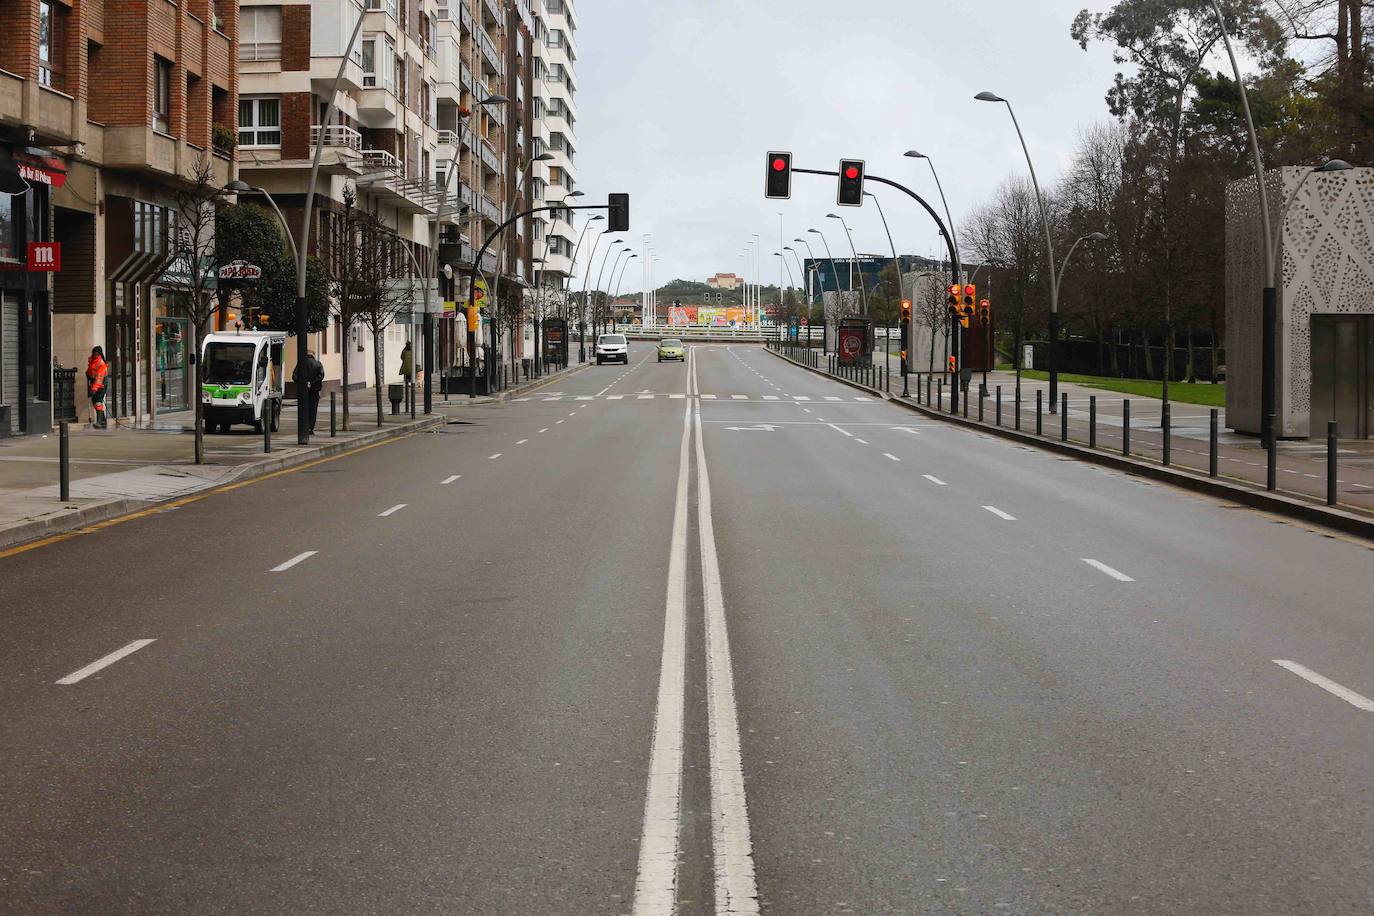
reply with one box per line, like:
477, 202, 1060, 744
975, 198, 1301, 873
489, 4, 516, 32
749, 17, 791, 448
478, 137, 502, 176
478, 193, 501, 222
481, 0, 502, 27
310, 124, 364, 172
437, 129, 458, 147
476, 30, 503, 76
357, 149, 439, 213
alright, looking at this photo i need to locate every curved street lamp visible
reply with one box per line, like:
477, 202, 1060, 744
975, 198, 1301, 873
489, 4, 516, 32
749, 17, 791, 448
903, 150, 959, 268
976, 89, 1062, 410
826, 213, 867, 313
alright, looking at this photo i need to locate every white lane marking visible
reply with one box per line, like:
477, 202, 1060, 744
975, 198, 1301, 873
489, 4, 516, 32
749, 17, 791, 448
732, 394, 748, 400
883, 453, 901, 462
516, 439, 528, 445
670, 394, 686, 400
488, 453, 503, 460
802, 408, 812, 414
1081, 559, 1134, 582
513, 397, 531, 402
576, 396, 594, 401
854, 396, 873, 402
763, 395, 779, 401
608, 395, 625, 401
638, 394, 654, 400
891, 427, 922, 435
1273, 660, 1374, 712
441, 475, 462, 485
983, 506, 1017, 521
855, 438, 869, 445
569, 412, 578, 416
538, 428, 549, 434
597, 385, 612, 396
793, 396, 812, 401
693, 397, 761, 914
825, 396, 842, 401
701, 394, 717, 399
556, 420, 565, 424
631, 396, 694, 915
57, 639, 157, 686
827, 423, 854, 438
543, 397, 562, 402
272, 551, 318, 572
378, 504, 407, 517
922, 475, 947, 486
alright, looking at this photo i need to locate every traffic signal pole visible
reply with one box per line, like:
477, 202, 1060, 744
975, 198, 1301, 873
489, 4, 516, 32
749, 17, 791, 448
465, 200, 624, 398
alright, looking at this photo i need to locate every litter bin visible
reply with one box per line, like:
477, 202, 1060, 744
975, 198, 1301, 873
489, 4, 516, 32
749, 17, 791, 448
387, 383, 405, 414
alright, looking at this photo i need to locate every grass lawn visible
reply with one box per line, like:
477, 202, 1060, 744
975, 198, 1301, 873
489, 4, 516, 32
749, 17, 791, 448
1015, 370, 1227, 408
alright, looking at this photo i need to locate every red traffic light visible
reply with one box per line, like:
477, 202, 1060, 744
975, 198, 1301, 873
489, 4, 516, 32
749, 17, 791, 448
964, 285, 975, 296
844, 165, 860, 180
772, 157, 787, 172
765, 151, 793, 199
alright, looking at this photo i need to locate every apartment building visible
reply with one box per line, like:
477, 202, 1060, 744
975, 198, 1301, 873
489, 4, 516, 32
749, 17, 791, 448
0, 0, 237, 435
237, 0, 534, 393
529, 0, 577, 289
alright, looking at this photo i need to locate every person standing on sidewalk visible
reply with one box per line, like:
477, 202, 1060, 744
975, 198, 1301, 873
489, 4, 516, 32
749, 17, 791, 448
400, 342, 414, 394
293, 350, 325, 435
85, 346, 108, 429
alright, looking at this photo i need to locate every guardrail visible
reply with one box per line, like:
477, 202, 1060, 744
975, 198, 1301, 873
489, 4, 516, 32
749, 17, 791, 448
622, 326, 777, 342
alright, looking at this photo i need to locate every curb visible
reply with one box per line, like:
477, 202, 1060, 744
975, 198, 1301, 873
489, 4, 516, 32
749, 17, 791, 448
765, 347, 1374, 543
494, 359, 595, 402
0, 415, 444, 553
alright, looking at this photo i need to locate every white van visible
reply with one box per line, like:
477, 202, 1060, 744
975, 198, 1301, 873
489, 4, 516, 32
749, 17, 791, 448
200, 331, 286, 433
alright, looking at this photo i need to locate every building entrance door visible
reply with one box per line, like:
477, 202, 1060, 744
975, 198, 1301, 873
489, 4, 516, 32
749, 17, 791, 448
1310, 315, 1371, 439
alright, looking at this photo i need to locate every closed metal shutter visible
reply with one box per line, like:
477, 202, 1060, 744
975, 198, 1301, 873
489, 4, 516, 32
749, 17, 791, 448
2, 293, 18, 435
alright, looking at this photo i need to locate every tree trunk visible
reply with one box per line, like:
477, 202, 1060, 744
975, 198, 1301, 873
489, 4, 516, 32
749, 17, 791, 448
1141, 324, 1155, 380
341, 314, 351, 432
373, 329, 384, 427
1185, 322, 1196, 384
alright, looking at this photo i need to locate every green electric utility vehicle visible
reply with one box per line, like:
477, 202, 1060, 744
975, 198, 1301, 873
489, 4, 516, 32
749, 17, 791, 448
201, 330, 286, 434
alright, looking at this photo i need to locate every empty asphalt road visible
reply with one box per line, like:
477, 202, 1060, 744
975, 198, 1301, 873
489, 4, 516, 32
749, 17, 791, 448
2, 342, 1372, 914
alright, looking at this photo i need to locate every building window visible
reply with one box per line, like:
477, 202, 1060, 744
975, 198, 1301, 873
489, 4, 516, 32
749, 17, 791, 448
38, 0, 66, 88
365, 0, 398, 20
361, 38, 376, 87
238, 96, 282, 148
153, 57, 172, 133
239, 7, 282, 62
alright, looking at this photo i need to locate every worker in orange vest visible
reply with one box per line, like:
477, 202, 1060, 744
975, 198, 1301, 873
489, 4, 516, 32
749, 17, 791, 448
86, 346, 108, 429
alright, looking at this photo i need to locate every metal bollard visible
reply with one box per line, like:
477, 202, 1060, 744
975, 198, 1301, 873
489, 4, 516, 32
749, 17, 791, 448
1090, 396, 1097, 448
926, 375, 932, 405
1061, 393, 1069, 441
1123, 400, 1131, 456
59, 421, 70, 501
996, 385, 1002, 426
1209, 409, 1218, 477
962, 385, 969, 418
330, 391, 337, 437
263, 408, 272, 454
1267, 413, 1278, 492
1015, 388, 1022, 431
1162, 401, 1171, 466
938, 379, 943, 411
1036, 390, 1043, 436
1324, 422, 1335, 508
978, 389, 985, 422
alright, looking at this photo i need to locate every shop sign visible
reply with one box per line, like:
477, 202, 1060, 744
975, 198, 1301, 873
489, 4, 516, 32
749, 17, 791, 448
218, 260, 262, 280
27, 242, 60, 272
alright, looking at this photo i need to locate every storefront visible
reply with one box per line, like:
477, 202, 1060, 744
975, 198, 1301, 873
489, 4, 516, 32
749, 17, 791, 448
0, 149, 56, 436
151, 286, 191, 411
104, 195, 177, 426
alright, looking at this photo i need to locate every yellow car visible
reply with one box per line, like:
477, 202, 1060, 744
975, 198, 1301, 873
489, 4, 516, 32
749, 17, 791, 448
657, 338, 685, 362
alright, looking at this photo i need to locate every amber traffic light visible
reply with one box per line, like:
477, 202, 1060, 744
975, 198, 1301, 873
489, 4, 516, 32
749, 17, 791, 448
900, 299, 912, 323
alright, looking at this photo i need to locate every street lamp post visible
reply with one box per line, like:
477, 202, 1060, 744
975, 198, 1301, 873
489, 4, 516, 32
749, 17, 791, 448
903, 151, 960, 268
601, 246, 632, 333
826, 214, 867, 313
293, 7, 368, 444
976, 90, 1061, 412
864, 191, 904, 381
612, 253, 638, 324
808, 228, 844, 351
583, 239, 624, 361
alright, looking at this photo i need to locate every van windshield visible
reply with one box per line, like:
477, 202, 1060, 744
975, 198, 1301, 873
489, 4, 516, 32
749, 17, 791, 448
204, 342, 256, 386
600, 335, 627, 345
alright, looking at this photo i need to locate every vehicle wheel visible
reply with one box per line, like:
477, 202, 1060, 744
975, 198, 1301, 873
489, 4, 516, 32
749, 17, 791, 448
269, 401, 280, 433
204, 419, 216, 434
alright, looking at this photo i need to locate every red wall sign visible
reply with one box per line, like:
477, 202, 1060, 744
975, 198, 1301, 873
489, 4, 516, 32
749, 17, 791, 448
27, 242, 61, 272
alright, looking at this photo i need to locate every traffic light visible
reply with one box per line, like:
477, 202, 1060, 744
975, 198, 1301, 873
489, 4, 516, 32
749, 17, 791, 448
837, 159, 865, 207
607, 193, 630, 231
958, 284, 976, 327
900, 299, 912, 323
765, 151, 792, 199
979, 299, 991, 326
947, 283, 960, 317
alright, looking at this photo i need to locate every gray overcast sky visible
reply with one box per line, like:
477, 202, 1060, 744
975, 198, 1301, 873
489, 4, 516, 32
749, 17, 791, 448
572, 0, 1126, 293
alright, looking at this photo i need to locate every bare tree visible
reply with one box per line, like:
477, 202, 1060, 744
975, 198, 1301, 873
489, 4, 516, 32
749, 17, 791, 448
322, 187, 364, 430
172, 156, 229, 464
344, 200, 413, 425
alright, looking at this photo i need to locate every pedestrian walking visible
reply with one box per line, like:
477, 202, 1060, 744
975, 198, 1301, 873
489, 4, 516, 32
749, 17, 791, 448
400, 342, 414, 394
293, 349, 325, 435
85, 346, 108, 429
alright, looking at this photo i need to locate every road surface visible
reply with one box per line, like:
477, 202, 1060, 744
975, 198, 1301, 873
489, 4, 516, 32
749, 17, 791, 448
2, 343, 1372, 914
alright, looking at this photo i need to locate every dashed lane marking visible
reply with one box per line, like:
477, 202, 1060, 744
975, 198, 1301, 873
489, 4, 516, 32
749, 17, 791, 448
1081, 559, 1134, 582
883, 453, 900, 462
923, 475, 947, 486
983, 506, 1017, 521
442, 475, 462, 485
1273, 660, 1374, 712
378, 504, 407, 517
56, 639, 157, 686
272, 551, 318, 572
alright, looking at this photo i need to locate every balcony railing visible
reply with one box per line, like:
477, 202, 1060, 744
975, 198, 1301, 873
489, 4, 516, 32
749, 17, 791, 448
437, 129, 458, 146
478, 138, 502, 175
311, 124, 363, 151
476, 30, 503, 75
362, 148, 401, 172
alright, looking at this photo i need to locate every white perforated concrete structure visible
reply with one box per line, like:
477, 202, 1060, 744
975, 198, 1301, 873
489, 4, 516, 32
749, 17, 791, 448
1225, 166, 1374, 438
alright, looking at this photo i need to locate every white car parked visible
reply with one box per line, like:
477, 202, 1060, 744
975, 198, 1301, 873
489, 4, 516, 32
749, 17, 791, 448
596, 333, 629, 365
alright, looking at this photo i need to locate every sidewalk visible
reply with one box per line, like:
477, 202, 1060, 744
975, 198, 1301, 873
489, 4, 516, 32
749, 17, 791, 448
915, 369, 1374, 515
